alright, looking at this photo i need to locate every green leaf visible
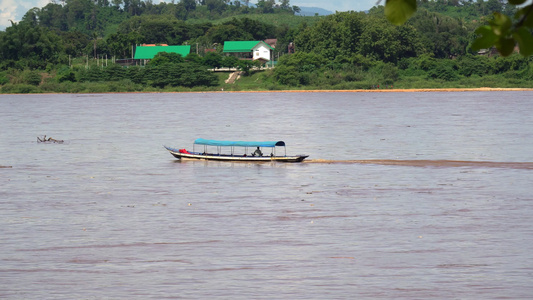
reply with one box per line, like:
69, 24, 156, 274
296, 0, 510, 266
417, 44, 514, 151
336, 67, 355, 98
471, 25, 498, 51
490, 12, 512, 35
513, 27, 533, 56
385, 0, 417, 26
523, 5, 533, 28
508, 0, 527, 5
496, 37, 516, 56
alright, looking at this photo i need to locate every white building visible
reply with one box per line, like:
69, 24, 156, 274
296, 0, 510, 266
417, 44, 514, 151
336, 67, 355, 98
223, 41, 275, 61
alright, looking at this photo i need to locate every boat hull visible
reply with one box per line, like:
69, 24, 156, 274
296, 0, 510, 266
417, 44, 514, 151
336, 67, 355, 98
165, 147, 308, 162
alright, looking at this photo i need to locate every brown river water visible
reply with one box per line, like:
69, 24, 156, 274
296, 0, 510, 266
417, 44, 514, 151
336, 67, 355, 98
1, 91, 532, 299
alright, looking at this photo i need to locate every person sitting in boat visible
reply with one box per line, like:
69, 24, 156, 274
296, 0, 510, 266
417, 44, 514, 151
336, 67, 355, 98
252, 147, 263, 157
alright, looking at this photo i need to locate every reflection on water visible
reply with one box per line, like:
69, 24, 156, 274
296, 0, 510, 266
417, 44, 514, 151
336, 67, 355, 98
1, 91, 533, 299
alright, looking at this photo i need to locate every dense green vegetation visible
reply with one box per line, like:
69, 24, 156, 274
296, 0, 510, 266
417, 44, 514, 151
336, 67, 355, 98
0, 0, 532, 93
386, 0, 533, 57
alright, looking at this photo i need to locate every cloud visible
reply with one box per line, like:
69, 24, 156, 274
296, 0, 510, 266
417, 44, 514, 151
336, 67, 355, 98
0, 0, 48, 30
0, 0, 18, 29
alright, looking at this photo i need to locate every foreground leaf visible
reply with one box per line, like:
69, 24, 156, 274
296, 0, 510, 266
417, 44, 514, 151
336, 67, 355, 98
490, 12, 512, 35
513, 27, 533, 56
523, 5, 533, 28
496, 37, 516, 56
508, 0, 527, 5
471, 25, 498, 51
385, 0, 417, 26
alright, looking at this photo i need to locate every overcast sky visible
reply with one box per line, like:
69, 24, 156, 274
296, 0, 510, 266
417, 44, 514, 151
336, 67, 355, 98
0, 0, 379, 30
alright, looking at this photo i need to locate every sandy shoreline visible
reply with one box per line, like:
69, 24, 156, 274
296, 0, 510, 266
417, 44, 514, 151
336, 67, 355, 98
217, 87, 533, 93
2, 87, 533, 95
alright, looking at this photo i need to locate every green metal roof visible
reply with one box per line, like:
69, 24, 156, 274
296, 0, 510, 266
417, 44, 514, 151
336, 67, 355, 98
134, 45, 191, 59
223, 41, 274, 53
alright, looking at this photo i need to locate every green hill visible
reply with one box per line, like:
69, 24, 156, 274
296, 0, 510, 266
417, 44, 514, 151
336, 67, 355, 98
1, 0, 532, 93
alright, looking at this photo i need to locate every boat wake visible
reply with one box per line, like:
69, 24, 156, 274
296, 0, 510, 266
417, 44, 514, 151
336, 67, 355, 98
305, 159, 533, 169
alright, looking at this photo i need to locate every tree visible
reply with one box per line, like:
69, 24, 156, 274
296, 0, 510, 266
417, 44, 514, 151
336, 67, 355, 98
149, 52, 185, 66
118, 17, 193, 45
66, 0, 96, 32
256, 0, 275, 13
280, 0, 290, 10
182, 0, 196, 11
21, 8, 40, 26
202, 52, 223, 69
407, 8, 471, 58
384, 0, 533, 56
222, 18, 276, 41
206, 0, 226, 13
62, 31, 91, 56
276, 51, 327, 71
358, 15, 420, 63
103, 63, 126, 81
294, 12, 366, 60
0, 20, 64, 69
206, 24, 253, 44
221, 55, 239, 68
39, 3, 68, 31
185, 53, 203, 64
236, 59, 260, 75
292, 5, 301, 14
112, 0, 123, 9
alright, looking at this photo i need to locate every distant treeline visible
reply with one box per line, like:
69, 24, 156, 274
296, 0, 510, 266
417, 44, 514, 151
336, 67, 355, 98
0, 0, 532, 92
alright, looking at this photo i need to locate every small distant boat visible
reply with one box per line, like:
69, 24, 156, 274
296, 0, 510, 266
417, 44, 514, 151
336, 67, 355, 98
165, 138, 309, 162
37, 135, 64, 144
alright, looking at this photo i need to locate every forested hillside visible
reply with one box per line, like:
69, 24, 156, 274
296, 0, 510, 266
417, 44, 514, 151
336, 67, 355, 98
0, 0, 532, 93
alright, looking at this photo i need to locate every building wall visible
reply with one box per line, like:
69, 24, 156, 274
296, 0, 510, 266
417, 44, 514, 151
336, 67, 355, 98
252, 44, 271, 61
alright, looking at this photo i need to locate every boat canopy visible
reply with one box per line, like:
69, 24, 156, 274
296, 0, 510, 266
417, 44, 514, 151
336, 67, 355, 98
194, 138, 285, 148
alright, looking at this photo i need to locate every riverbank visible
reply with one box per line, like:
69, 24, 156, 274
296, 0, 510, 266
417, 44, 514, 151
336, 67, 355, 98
3, 87, 533, 95
213, 87, 533, 93
2, 66, 533, 94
